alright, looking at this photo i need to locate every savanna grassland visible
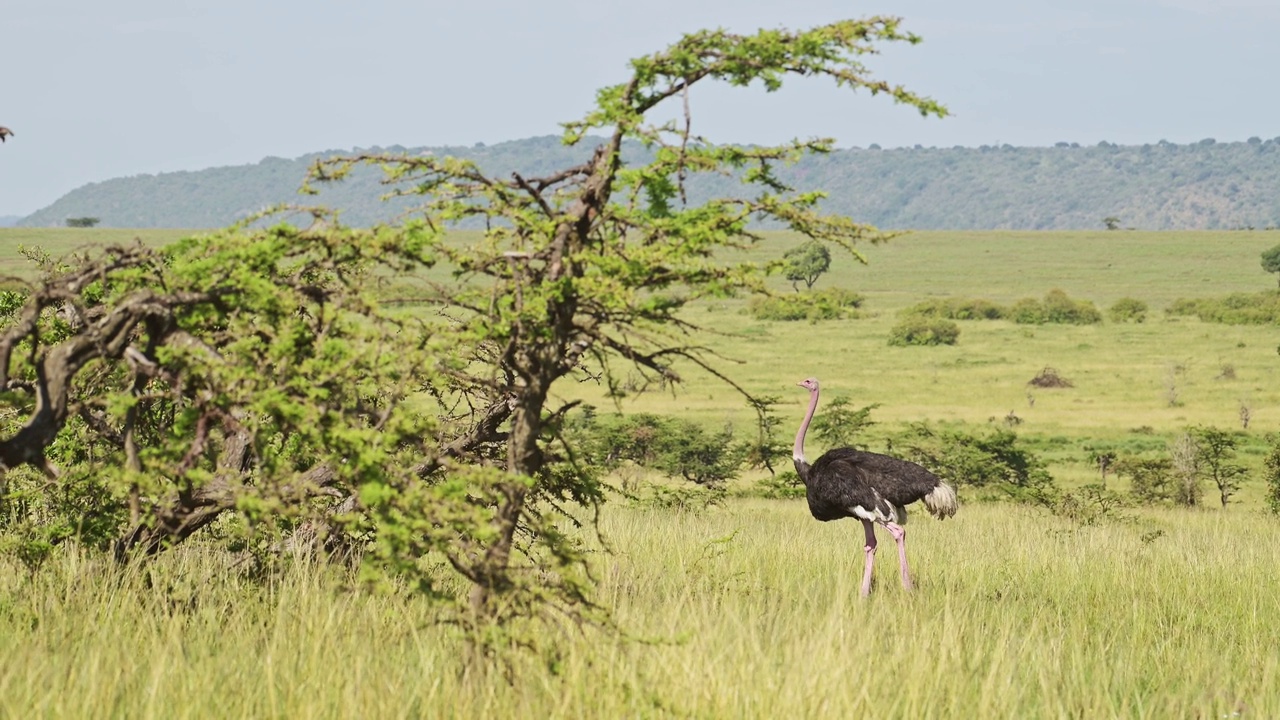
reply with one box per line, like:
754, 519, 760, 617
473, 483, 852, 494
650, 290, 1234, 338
3, 226, 1280, 718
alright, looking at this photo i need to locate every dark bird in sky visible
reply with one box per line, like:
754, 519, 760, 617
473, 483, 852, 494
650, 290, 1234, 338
0, 127, 13, 143
793, 377, 957, 596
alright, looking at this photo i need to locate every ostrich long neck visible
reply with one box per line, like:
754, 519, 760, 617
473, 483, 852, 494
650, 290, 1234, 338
794, 387, 820, 463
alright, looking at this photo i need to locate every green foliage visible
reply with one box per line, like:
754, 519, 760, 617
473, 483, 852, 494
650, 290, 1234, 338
902, 297, 1004, 320
1103, 216, 1121, 230
630, 484, 725, 513
888, 316, 959, 346
1007, 289, 1102, 325
1044, 483, 1133, 526
1107, 297, 1148, 323
782, 240, 832, 291
745, 288, 864, 321
811, 396, 879, 449
1264, 437, 1280, 515
64, 217, 100, 228
1116, 456, 1176, 504
1192, 426, 1248, 508
893, 423, 1055, 500
1166, 291, 1280, 324
0, 18, 950, 652
900, 292, 1100, 327
1262, 244, 1280, 286
577, 413, 745, 487
649, 420, 745, 487
745, 470, 806, 499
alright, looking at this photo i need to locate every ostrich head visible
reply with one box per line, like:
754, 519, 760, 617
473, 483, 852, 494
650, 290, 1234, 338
797, 377, 819, 392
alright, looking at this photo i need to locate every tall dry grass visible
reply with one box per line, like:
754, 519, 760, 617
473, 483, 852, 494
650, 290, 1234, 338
4, 501, 1278, 718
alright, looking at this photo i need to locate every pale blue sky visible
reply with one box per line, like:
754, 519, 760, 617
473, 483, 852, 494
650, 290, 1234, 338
2, 0, 1277, 217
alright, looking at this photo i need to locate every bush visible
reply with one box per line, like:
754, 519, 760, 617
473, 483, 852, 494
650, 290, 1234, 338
1006, 298, 1045, 324
893, 423, 1055, 500
902, 297, 1005, 320
575, 412, 745, 486
1008, 289, 1102, 325
1108, 297, 1148, 323
1116, 456, 1176, 504
747, 288, 864, 322
746, 471, 807, 500
1166, 291, 1280, 324
888, 316, 959, 346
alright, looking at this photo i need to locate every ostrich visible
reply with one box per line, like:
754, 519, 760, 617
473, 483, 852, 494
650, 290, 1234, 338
793, 377, 957, 596
0, 127, 12, 143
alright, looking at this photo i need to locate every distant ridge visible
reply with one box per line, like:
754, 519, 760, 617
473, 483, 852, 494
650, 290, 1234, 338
19, 135, 1280, 231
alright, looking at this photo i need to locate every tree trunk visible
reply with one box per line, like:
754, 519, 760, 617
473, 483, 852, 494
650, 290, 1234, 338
468, 389, 543, 618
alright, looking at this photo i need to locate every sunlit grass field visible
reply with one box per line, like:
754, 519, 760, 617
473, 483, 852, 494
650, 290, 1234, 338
6, 226, 1280, 487
2, 503, 1278, 718
4, 227, 1280, 717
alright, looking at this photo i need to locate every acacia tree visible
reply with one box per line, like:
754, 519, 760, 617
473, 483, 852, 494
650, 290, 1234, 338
784, 239, 833, 290
307, 16, 944, 625
0, 222, 449, 565
1261, 244, 1280, 287
2, 17, 945, 642
1193, 426, 1247, 508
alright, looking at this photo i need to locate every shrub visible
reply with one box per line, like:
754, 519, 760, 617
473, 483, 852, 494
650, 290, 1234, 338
902, 297, 1005, 320
1116, 456, 1176, 504
1108, 297, 1148, 323
888, 316, 959, 346
812, 396, 880, 449
1008, 290, 1102, 325
747, 288, 864, 322
1042, 289, 1103, 324
1044, 484, 1133, 526
746, 471, 807, 500
576, 413, 745, 486
1166, 291, 1280, 324
893, 423, 1055, 500
1006, 297, 1045, 324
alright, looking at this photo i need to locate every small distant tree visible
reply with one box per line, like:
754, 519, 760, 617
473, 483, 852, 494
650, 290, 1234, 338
1193, 426, 1247, 508
65, 217, 100, 228
1261, 244, 1280, 287
1107, 297, 1147, 323
1103, 216, 1121, 231
1117, 456, 1175, 504
783, 240, 832, 291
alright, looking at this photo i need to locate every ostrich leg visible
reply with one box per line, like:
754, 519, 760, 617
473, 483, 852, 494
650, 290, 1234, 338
885, 522, 913, 591
860, 519, 877, 597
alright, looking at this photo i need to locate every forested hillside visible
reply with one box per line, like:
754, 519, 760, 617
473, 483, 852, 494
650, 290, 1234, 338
19, 135, 1280, 230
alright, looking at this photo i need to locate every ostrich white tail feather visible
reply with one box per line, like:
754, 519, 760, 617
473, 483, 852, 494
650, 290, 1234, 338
923, 481, 958, 519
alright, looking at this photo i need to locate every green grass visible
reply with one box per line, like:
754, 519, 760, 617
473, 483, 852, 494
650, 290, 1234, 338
4, 227, 1280, 716
6, 226, 1280, 490
0, 228, 194, 279
550, 229, 1280, 495
3, 502, 1278, 718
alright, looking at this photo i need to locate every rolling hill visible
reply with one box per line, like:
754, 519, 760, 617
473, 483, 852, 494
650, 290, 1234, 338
19, 135, 1280, 230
